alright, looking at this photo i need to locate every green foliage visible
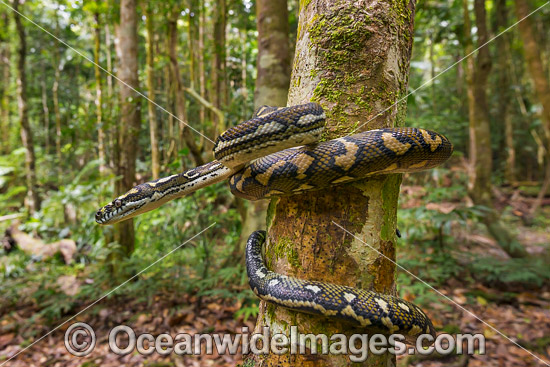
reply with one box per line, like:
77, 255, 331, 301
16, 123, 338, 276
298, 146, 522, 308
469, 257, 550, 288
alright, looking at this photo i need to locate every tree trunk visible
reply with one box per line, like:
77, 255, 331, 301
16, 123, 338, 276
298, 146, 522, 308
198, 0, 206, 128
514, 0, 550, 217
52, 54, 62, 173
94, 12, 106, 176
239, 0, 291, 259
40, 68, 51, 156
114, 0, 141, 262
0, 11, 11, 155
463, 0, 528, 258
167, 15, 204, 166
13, 0, 40, 213
211, 0, 226, 136
464, 0, 492, 206
249, 1, 415, 365
144, 4, 160, 180
494, 0, 515, 184
105, 22, 116, 170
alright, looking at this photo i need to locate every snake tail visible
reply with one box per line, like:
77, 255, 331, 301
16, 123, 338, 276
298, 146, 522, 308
246, 230, 436, 344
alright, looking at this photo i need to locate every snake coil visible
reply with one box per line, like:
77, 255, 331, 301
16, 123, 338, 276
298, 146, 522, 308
96, 102, 453, 342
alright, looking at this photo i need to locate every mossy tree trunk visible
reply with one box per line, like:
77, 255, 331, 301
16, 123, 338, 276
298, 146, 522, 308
463, 0, 528, 258
13, 0, 40, 214
239, 0, 291, 256
249, 1, 416, 366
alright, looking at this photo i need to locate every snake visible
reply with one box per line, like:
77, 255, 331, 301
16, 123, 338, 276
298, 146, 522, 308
95, 102, 452, 342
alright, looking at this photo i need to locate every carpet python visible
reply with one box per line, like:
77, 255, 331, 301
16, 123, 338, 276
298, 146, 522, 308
96, 102, 453, 342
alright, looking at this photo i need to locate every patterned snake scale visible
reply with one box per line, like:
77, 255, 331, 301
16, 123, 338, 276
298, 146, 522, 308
246, 231, 436, 343
95, 102, 453, 342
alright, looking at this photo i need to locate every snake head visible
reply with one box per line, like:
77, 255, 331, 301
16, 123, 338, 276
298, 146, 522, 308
95, 183, 163, 225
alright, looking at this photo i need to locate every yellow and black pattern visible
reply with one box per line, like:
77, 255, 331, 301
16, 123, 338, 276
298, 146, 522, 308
246, 231, 436, 342
96, 103, 453, 342
229, 127, 453, 200
213, 103, 326, 169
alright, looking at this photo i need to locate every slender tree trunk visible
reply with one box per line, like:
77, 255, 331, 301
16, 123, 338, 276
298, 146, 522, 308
94, 12, 106, 176
515, 0, 550, 216
52, 55, 62, 171
239, 0, 291, 258
464, 0, 493, 206
13, 0, 40, 213
167, 15, 204, 166
211, 0, 226, 135
51, 13, 63, 173
0, 12, 11, 155
463, 0, 528, 257
105, 22, 115, 170
188, 0, 199, 90
249, 1, 415, 365
114, 0, 141, 262
198, 0, 206, 128
144, 4, 160, 179
40, 68, 50, 155
164, 44, 176, 166
495, 0, 515, 183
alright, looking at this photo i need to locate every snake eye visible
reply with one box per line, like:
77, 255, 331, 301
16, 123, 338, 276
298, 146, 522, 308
114, 199, 122, 208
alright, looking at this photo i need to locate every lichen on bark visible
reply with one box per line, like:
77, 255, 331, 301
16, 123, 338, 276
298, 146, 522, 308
249, 1, 416, 366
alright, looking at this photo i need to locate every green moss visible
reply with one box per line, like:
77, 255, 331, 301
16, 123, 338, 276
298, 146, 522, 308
270, 237, 301, 269
266, 303, 277, 323
380, 174, 402, 241
266, 199, 277, 229
299, 0, 311, 10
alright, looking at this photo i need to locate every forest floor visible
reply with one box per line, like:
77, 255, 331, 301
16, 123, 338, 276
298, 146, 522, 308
1, 187, 549, 367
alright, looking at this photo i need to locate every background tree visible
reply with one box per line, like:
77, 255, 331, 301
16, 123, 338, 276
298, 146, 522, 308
515, 0, 550, 218
144, 2, 160, 180
463, 0, 527, 258
114, 0, 141, 264
13, 0, 40, 213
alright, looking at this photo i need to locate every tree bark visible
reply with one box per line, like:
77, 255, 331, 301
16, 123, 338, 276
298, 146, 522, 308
239, 0, 291, 259
94, 12, 106, 176
167, 15, 204, 166
51, 12, 63, 174
198, 0, 206, 127
0, 11, 11, 155
463, 0, 528, 258
104, 22, 116, 170
13, 0, 40, 213
464, 0, 492, 206
144, 4, 160, 180
211, 0, 227, 136
249, 1, 416, 365
494, 0, 516, 183
514, 0, 550, 217
114, 0, 141, 261
40, 67, 51, 156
